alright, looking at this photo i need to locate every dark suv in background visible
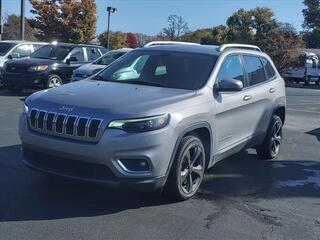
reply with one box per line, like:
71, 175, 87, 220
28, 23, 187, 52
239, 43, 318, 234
2, 42, 107, 92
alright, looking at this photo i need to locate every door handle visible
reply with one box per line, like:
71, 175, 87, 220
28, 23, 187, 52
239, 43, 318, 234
269, 88, 276, 93
243, 95, 252, 101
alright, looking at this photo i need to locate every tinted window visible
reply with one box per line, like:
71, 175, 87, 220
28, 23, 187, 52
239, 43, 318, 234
69, 47, 85, 62
243, 55, 266, 86
99, 48, 108, 55
217, 55, 244, 83
261, 58, 276, 80
31, 45, 71, 60
0, 42, 15, 56
11, 44, 33, 58
33, 44, 45, 51
95, 50, 217, 90
86, 48, 101, 61
94, 53, 124, 65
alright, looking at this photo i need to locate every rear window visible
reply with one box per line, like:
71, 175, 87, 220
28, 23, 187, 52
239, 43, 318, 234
261, 58, 277, 80
243, 55, 266, 86
86, 48, 101, 61
95, 50, 217, 90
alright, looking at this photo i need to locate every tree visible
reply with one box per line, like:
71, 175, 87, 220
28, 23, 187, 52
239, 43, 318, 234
226, 7, 304, 71
161, 15, 189, 40
302, 0, 320, 47
98, 31, 127, 50
126, 33, 138, 48
2, 14, 37, 41
29, 0, 97, 43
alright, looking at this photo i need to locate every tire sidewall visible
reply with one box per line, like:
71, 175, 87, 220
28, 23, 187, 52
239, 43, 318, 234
267, 115, 283, 158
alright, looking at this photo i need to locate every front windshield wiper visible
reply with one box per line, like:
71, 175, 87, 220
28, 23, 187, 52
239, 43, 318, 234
118, 80, 167, 88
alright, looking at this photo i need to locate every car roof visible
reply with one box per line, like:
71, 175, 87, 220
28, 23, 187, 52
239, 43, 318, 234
138, 44, 270, 60
138, 44, 220, 56
0, 40, 47, 45
50, 42, 106, 48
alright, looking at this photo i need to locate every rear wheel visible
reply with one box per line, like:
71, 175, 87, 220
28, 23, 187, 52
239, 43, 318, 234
163, 135, 206, 201
46, 74, 63, 89
256, 115, 283, 159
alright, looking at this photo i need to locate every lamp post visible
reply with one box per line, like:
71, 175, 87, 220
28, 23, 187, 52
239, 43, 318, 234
0, 0, 2, 40
106, 6, 117, 49
20, 0, 25, 40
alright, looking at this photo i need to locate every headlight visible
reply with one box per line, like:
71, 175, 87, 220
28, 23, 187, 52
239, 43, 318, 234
23, 103, 29, 113
108, 114, 169, 133
27, 65, 48, 72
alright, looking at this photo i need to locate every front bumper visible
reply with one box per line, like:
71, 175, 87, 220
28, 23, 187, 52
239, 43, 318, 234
19, 113, 177, 190
2, 72, 47, 88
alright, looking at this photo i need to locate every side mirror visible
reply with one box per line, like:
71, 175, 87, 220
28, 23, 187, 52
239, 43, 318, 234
66, 56, 78, 64
216, 78, 243, 92
8, 53, 20, 59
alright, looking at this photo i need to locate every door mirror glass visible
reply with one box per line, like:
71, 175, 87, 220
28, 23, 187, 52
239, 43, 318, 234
216, 78, 243, 92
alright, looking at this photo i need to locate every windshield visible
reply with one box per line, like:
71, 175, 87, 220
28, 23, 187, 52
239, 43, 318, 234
95, 50, 217, 90
0, 42, 15, 56
30, 45, 71, 60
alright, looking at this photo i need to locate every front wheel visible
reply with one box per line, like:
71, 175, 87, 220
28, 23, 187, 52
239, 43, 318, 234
163, 135, 206, 201
256, 115, 283, 159
46, 74, 63, 89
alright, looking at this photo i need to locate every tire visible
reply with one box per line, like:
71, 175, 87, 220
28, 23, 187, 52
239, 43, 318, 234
305, 76, 311, 86
163, 135, 206, 201
256, 115, 283, 160
46, 74, 63, 89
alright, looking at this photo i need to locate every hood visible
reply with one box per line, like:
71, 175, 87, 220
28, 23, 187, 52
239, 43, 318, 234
26, 80, 197, 120
74, 64, 105, 75
6, 57, 58, 67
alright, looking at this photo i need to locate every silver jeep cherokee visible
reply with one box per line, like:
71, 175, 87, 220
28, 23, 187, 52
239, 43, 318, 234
19, 42, 286, 200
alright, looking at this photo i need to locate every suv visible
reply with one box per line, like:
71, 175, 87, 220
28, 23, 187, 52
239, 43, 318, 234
2, 42, 107, 92
0, 40, 47, 87
19, 42, 286, 200
71, 48, 132, 82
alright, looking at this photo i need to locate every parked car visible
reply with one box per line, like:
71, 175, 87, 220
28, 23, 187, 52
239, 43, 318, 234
2, 42, 107, 92
71, 48, 132, 82
0, 40, 47, 87
20, 42, 286, 200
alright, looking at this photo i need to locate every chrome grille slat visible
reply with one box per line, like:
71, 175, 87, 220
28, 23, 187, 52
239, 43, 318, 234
28, 108, 103, 142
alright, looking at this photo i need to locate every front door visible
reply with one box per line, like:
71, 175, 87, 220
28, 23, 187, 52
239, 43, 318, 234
214, 55, 250, 154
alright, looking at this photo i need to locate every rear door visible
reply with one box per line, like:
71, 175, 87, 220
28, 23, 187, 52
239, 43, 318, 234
214, 54, 250, 153
241, 55, 274, 140
63, 47, 86, 80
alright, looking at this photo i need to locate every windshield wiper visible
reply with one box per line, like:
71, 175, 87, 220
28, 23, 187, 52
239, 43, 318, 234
118, 80, 167, 88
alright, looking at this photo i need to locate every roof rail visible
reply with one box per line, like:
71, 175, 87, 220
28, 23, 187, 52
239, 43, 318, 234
218, 44, 261, 52
144, 41, 200, 47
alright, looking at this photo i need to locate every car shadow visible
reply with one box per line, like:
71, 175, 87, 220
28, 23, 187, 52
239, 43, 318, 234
0, 144, 319, 222
306, 128, 320, 142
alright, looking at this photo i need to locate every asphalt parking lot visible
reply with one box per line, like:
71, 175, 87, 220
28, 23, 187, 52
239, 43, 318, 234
0, 87, 319, 240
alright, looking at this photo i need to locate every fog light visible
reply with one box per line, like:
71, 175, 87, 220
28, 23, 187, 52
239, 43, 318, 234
117, 159, 150, 173
33, 79, 40, 84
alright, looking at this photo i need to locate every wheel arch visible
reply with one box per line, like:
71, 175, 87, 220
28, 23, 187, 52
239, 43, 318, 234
165, 122, 213, 179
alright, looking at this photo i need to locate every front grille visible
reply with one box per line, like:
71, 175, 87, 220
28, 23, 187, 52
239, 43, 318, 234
29, 108, 103, 142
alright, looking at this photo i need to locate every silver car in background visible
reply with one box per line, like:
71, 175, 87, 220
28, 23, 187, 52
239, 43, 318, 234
71, 48, 132, 82
20, 42, 286, 200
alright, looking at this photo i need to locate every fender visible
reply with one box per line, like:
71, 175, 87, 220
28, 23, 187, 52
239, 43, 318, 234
164, 122, 214, 180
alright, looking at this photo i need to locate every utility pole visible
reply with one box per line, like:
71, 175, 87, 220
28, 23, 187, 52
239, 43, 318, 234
106, 6, 117, 49
0, 0, 2, 40
20, 0, 25, 40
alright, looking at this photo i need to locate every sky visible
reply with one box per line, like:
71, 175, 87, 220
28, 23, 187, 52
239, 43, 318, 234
2, 0, 305, 36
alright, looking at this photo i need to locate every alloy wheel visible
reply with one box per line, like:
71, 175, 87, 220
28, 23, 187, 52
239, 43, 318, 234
49, 77, 62, 88
179, 143, 205, 195
270, 119, 282, 156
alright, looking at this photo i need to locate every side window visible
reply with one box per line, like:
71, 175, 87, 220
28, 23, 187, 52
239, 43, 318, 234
96, 53, 124, 65
261, 58, 276, 80
11, 44, 33, 58
69, 47, 85, 62
86, 48, 101, 61
243, 55, 266, 86
217, 55, 245, 83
